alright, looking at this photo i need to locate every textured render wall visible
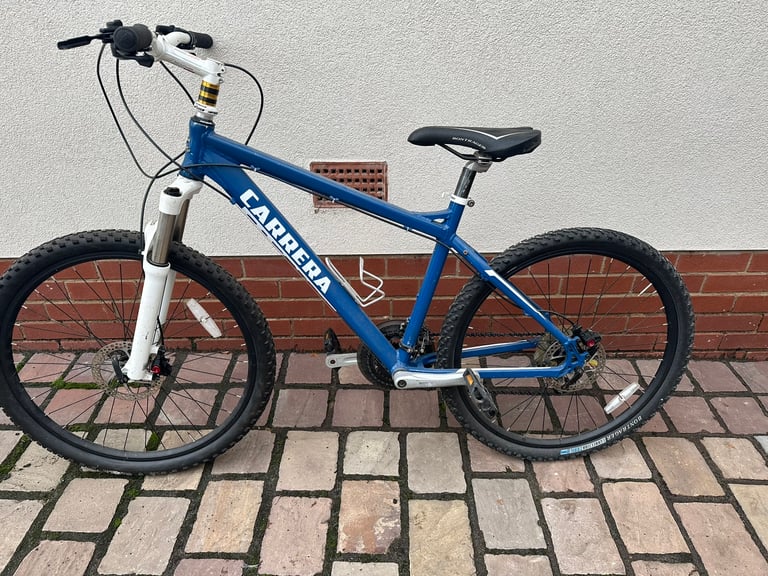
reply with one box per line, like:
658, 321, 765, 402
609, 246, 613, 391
3, 1, 767, 257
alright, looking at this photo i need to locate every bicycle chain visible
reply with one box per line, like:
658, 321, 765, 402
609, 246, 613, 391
464, 331, 541, 338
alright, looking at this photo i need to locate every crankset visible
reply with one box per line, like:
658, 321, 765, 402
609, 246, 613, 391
357, 320, 434, 388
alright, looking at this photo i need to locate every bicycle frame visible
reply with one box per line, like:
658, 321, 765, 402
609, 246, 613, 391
119, 116, 589, 388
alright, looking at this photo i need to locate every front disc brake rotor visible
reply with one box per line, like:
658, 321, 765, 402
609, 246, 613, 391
91, 341, 163, 400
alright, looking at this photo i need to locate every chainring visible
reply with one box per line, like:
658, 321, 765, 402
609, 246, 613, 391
357, 320, 434, 388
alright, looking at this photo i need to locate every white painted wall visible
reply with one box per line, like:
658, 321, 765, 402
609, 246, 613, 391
3, 1, 766, 256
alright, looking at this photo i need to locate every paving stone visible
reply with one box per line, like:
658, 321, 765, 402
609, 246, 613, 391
409, 500, 475, 576
407, 432, 466, 493
643, 437, 724, 496
337, 480, 400, 553
259, 496, 331, 576
338, 364, 369, 385
688, 360, 745, 391
630, 560, 700, 576
701, 437, 768, 479
154, 389, 218, 426
663, 396, 725, 433
389, 390, 440, 428
343, 431, 399, 476
18, 352, 75, 382
93, 427, 152, 451
589, 438, 652, 479
710, 396, 768, 434
211, 429, 274, 475
45, 388, 101, 425
598, 359, 639, 390
332, 389, 384, 427
635, 359, 694, 393
173, 558, 246, 575
603, 482, 687, 554
757, 435, 768, 454
142, 431, 205, 491
272, 388, 328, 427
186, 480, 262, 553
485, 554, 553, 576
100, 496, 189, 575
541, 498, 625, 575
639, 411, 668, 433
331, 562, 399, 576
534, 458, 594, 493
0, 430, 22, 463
473, 478, 545, 549
277, 431, 338, 491
44, 477, 127, 533
0, 442, 70, 492
175, 352, 232, 383
467, 436, 525, 473
446, 407, 462, 428
675, 502, 768, 576
13, 540, 95, 576
285, 353, 330, 384
730, 484, 768, 549
637, 359, 694, 389
0, 499, 43, 568
142, 465, 204, 491
731, 361, 768, 393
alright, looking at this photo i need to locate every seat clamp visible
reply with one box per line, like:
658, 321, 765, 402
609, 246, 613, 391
466, 155, 493, 173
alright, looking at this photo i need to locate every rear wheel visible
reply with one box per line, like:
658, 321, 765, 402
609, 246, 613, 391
438, 228, 693, 460
0, 230, 275, 474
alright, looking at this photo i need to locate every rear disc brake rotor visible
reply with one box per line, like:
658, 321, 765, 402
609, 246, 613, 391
534, 332, 606, 392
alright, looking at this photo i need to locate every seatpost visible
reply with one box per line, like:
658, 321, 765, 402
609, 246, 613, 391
452, 154, 492, 203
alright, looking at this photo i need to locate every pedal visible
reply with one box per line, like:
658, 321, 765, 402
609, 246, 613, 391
463, 368, 498, 420
323, 328, 358, 368
323, 328, 342, 354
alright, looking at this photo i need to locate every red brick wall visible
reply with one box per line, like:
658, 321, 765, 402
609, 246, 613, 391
668, 252, 768, 359
223, 251, 768, 360
1, 251, 766, 359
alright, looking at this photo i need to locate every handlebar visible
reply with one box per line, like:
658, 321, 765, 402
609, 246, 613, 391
58, 20, 214, 56
57, 20, 222, 84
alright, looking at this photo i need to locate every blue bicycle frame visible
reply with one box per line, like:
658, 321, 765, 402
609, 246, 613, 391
181, 118, 587, 384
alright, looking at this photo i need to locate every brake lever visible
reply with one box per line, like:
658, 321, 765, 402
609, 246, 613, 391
57, 20, 124, 50
155, 25, 189, 49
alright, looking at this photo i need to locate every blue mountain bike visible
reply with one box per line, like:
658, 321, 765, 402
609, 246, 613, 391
0, 22, 694, 473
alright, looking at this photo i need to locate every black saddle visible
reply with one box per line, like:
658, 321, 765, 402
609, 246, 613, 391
408, 126, 541, 161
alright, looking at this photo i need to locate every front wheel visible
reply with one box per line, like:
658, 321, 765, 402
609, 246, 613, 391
0, 230, 275, 474
438, 228, 694, 460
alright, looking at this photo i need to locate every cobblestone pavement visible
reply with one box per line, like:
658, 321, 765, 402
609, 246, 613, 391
0, 354, 767, 575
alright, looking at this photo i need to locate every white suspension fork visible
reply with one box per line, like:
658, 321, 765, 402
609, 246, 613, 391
122, 176, 202, 381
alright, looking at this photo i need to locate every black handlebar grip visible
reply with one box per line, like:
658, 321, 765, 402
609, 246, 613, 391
112, 24, 153, 53
189, 31, 213, 49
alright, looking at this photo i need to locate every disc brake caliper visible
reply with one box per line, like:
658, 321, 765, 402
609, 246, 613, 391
559, 326, 603, 391
150, 347, 174, 378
